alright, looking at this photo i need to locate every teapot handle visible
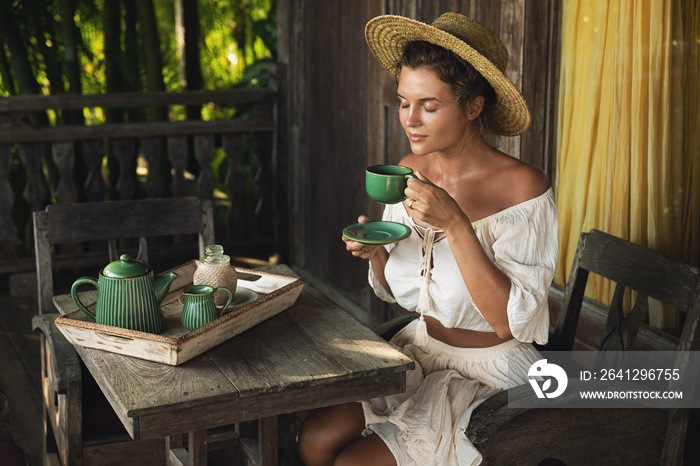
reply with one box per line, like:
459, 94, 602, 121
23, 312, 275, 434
71, 277, 98, 321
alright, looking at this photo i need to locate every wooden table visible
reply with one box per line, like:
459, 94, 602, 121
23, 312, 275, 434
51, 265, 414, 466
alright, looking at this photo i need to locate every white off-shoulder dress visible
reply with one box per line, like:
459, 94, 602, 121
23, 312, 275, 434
362, 188, 559, 466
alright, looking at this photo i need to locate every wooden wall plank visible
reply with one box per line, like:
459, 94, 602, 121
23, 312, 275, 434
473, 0, 502, 37
269, 63, 291, 263
0, 89, 275, 113
0, 119, 273, 144
284, 0, 309, 271
521, 0, 559, 180
496, 0, 525, 160
304, 0, 369, 303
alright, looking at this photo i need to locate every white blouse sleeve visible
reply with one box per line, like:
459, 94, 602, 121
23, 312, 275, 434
368, 204, 401, 303
490, 192, 559, 345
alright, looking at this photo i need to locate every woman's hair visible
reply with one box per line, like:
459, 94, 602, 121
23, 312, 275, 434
400, 41, 496, 133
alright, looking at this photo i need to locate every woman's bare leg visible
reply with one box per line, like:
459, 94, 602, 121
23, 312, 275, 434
297, 402, 366, 466
334, 433, 396, 466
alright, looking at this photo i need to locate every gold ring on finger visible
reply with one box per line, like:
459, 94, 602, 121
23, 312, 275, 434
407, 198, 416, 209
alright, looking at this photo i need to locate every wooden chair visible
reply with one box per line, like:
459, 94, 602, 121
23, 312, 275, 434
1, 390, 32, 465
466, 229, 700, 465
31, 197, 215, 466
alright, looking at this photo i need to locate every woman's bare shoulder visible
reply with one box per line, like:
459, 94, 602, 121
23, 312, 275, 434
499, 157, 551, 205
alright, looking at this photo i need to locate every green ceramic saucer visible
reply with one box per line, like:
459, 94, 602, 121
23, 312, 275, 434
342, 221, 411, 245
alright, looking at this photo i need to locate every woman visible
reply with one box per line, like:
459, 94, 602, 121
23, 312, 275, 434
298, 13, 558, 466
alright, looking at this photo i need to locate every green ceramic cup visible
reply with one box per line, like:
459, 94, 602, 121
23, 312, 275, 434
366, 165, 417, 204
179, 285, 233, 331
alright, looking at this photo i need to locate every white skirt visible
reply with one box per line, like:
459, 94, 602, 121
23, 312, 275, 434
361, 319, 542, 466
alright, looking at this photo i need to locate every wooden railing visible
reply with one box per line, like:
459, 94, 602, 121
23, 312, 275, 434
0, 64, 289, 275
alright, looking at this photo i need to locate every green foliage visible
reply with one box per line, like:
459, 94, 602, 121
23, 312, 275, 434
0, 0, 277, 256
199, 0, 275, 92
0, 0, 276, 98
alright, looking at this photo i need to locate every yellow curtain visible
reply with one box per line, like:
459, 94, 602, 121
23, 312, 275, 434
682, 1, 700, 267
555, 0, 699, 333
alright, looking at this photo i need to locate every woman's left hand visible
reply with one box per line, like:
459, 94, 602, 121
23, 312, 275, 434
404, 171, 466, 230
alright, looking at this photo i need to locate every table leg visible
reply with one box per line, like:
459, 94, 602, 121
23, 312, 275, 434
236, 417, 279, 465
165, 431, 207, 466
259, 416, 278, 465
166, 434, 184, 466
189, 430, 207, 466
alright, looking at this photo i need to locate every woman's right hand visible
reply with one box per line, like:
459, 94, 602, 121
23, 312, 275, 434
342, 215, 381, 260
343, 215, 393, 297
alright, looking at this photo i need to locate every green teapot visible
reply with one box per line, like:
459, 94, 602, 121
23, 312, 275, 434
71, 254, 178, 334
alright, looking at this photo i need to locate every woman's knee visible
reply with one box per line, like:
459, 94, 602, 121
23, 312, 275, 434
297, 410, 329, 460
297, 403, 365, 465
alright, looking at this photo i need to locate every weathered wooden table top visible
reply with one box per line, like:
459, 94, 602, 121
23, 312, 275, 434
52, 264, 414, 440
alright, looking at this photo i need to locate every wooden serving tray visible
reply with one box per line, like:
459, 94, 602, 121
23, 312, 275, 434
54, 261, 305, 365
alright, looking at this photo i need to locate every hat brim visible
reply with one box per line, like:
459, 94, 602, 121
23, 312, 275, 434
365, 15, 531, 137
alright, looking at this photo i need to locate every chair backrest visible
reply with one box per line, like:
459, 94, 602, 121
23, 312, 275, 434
550, 229, 700, 464
33, 197, 215, 315
553, 229, 700, 353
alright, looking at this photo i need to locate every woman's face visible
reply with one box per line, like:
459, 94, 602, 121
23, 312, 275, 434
397, 66, 471, 157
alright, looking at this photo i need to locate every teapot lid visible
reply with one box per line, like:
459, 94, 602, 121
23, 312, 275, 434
102, 254, 150, 278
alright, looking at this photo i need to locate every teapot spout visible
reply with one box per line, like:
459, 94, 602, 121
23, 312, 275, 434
154, 272, 178, 304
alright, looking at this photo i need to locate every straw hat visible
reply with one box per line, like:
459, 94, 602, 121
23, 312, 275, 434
365, 13, 531, 136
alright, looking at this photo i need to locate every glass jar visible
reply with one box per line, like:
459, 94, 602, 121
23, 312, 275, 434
192, 245, 238, 306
